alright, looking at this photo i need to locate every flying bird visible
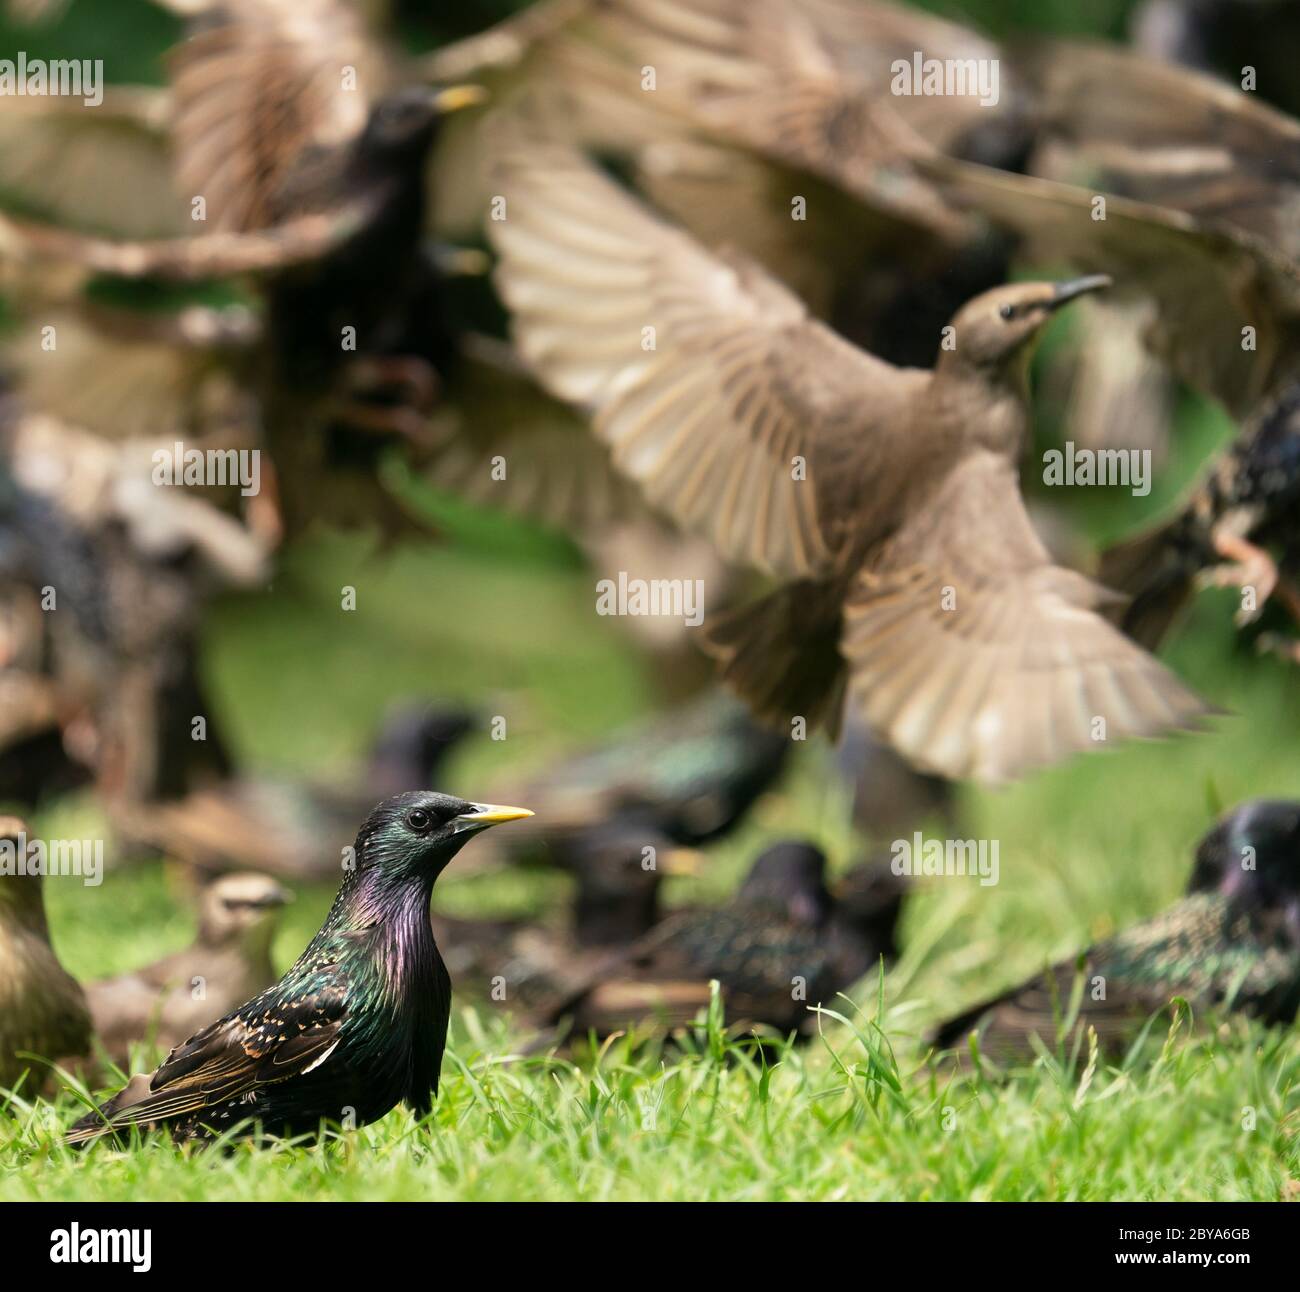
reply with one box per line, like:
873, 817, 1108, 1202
0, 816, 92, 1092
86, 872, 291, 1067
67, 791, 531, 1144
487, 133, 1208, 782
932, 799, 1300, 1061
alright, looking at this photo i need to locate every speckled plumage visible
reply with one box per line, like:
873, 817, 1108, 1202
933, 799, 1300, 1059
550, 841, 905, 1040
68, 791, 529, 1144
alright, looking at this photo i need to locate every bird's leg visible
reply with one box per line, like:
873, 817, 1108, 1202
1197, 530, 1278, 626
329, 397, 438, 451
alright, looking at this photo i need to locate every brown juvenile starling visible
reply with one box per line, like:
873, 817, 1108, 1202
85, 872, 291, 1067
0, 816, 92, 1091
487, 132, 1208, 782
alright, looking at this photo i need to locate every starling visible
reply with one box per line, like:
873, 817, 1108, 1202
85, 872, 291, 1068
487, 690, 789, 865
932, 800, 1300, 1061
548, 841, 905, 1040
487, 132, 1207, 782
67, 791, 531, 1144
0, 816, 92, 1092
114, 701, 479, 880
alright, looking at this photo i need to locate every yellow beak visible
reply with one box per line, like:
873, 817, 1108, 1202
432, 84, 488, 115
459, 802, 534, 826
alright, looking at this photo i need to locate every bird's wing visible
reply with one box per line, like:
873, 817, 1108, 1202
0, 89, 189, 239
0, 303, 256, 442
920, 157, 1300, 420
67, 975, 347, 1142
840, 450, 1209, 783
0, 200, 380, 282
488, 128, 919, 580
584, 0, 1004, 242
167, 0, 384, 232
424, 335, 650, 539
1021, 37, 1300, 259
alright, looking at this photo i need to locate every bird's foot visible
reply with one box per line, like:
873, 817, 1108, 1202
1197, 533, 1278, 626
1255, 632, 1300, 667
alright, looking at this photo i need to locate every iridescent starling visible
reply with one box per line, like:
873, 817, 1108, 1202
488, 131, 1206, 782
932, 800, 1300, 1061
548, 841, 905, 1040
67, 791, 531, 1144
86, 873, 291, 1068
0, 816, 92, 1092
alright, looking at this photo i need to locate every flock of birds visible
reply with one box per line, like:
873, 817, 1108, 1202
0, 0, 1298, 1144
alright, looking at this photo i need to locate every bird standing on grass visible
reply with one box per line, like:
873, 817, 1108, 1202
86, 873, 291, 1068
0, 816, 92, 1092
932, 800, 1300, 1061
67, 791, 531, 1144
548, 841, 905, 1041
488, 133, 1208, 782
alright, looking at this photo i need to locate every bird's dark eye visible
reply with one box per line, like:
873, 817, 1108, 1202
999, 304, 1015, 321
405, 808, 433, 833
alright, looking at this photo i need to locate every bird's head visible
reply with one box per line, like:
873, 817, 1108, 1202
362, 84, 486, 162
353, 790, 532, 887
198, 872, 291, 951
940, 275, 1111, 374
833, 863, 908, 959
1189, 800, 1300, 925
738, 841, 832, 926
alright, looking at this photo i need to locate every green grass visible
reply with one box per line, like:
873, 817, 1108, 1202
3, 508, 1300, 1201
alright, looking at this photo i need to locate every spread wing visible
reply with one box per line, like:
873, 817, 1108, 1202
1022, 37, 1300, 261
841, 451, 1209, 783
488, 126, 925, 579
0, 89, 189, 239
424, 336, 648, 538
67, 973, 347, 1142
919, 156, 1300, 419
585, 0, 1011, 242
168, 0, 385, 232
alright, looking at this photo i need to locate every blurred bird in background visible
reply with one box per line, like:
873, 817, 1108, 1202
86, 871, 290, 1067
932, 800, 1300, 1062
0, 816, 92, 1092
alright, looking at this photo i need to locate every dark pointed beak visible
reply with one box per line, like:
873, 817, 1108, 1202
1046, 274, 1112, 310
